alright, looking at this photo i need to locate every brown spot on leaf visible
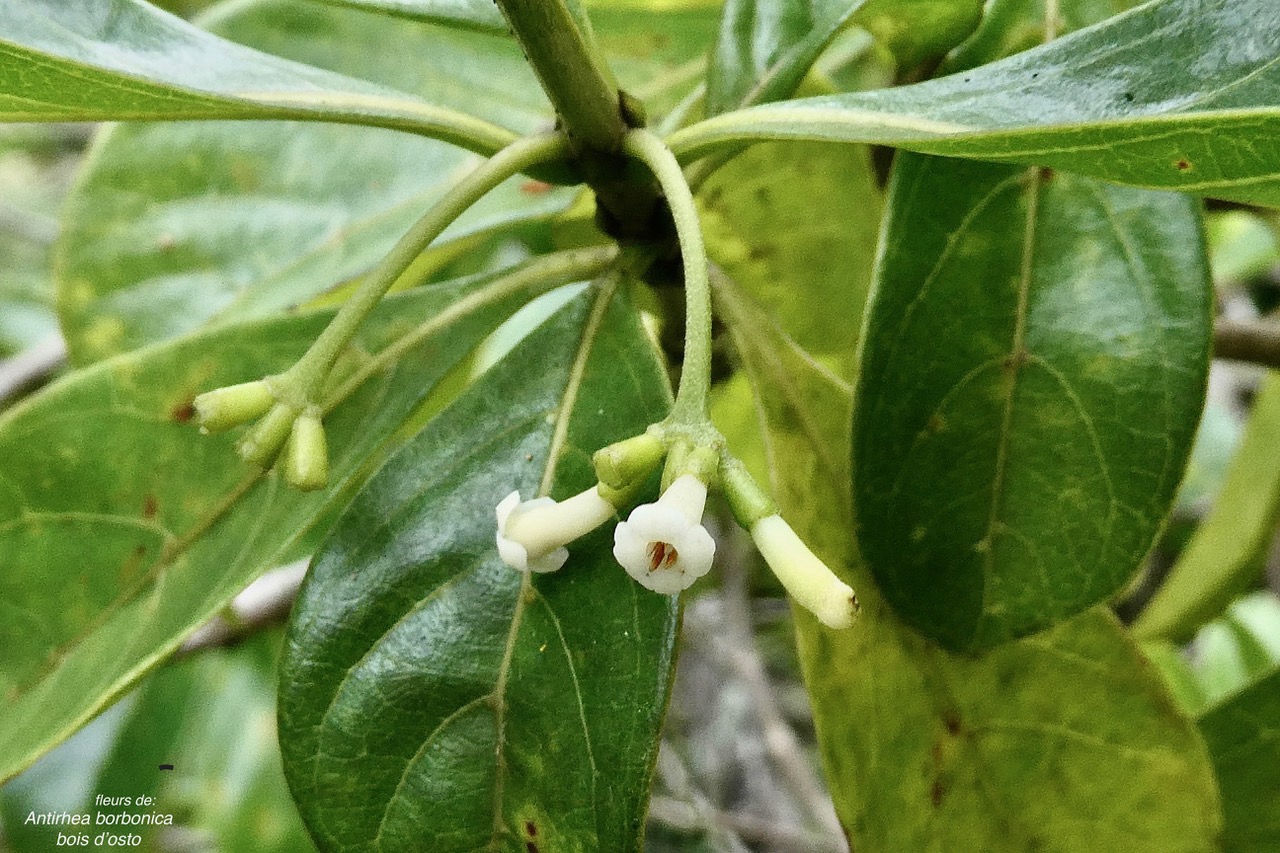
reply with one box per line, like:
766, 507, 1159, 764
944, 713, 962, 736
525, 821, 537, 837
931, 779, 945, 807
1176, 159, 1192, 171
526, 843, 539, 853
521, 180, 554, 195
118, 543, 150, 586
171, 399, 196, 423
142, 495, 158, 519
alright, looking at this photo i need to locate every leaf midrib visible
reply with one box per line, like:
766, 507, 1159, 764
975, 167, 1042, 638
488, 278, 617, 849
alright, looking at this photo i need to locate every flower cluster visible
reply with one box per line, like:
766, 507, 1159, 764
193, 379, 329, 491
494, 435, 857, 630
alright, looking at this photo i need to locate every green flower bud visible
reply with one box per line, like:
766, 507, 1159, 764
593, 433, 665, 491
236, 402, 296, 468
284, 413, 329, 492
192, 380, 274, 434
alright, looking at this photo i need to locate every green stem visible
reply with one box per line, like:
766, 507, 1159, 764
322, 245, 618, 412
493, 0, 625, 153
621, 128, 713, 422
278, 131, 570, 405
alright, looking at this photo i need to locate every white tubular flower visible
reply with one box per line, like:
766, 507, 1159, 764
614, 474, 716, 594
495, 485, 616, 574
751, 515, 857, 629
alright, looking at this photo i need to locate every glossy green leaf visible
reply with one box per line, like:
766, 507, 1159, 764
670, 0, 1280, 207
1199, 669, 1280, 851
716, 273, 856, 536
853, 155, 1211, 651
1, 631, 314, 852
279, 284, 678, 852
719, 212, 1222, 851
702, 140, 880, 559
0, 269, 545, 783
1135, 374, 1280, 642
0, 0, 520, 154
706, 0, 868, 115
306, 0, 507, 32
801, 601, 1223, 850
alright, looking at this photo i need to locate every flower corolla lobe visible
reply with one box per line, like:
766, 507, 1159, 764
614, 474, 716, 594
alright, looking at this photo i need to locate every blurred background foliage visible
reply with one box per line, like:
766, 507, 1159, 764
3, 0, 1280, 850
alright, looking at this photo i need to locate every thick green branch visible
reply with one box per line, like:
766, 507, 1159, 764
493, 0, 665, 240
493, 0, 625, 153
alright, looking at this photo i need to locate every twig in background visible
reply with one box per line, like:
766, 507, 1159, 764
177, 560, 308, 655
1215, 318, 1280, 370
695, 532, 847, 845
0, 335, 67, 407
653, 742, 750, 853
649, 794, 843, 853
